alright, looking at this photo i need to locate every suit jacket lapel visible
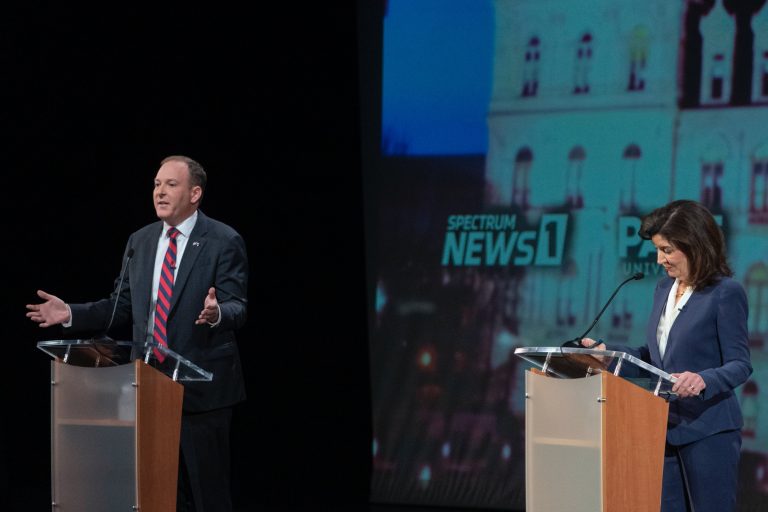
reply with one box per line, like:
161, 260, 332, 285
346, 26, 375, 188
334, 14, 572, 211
663, 292, 696, 363
136, 223, 163, 315
169, 212, 208, 313
649, 279, 673, 367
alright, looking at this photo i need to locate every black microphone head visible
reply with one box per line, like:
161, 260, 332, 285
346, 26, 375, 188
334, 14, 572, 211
127, 248, 135, 258
633, 272, 644, 280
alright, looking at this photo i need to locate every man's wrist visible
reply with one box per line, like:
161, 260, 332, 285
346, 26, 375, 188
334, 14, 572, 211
207, 304, 222, 327
62, 304, 73, 328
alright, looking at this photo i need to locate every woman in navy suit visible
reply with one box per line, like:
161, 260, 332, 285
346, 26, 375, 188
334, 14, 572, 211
585, 200, 752, 512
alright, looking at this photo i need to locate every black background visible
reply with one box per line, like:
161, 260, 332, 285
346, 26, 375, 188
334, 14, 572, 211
3, 1, 374, 509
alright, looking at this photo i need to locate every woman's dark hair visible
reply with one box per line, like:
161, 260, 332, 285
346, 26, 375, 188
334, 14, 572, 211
638, 199, 732, 288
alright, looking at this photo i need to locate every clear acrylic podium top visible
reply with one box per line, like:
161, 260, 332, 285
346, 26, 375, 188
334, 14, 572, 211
37, 338, 213, 382
514, 346, 678, 397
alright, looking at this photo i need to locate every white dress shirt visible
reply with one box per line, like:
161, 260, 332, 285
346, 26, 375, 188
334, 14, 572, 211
147, 211, 198, 341
656, 279, 693, 358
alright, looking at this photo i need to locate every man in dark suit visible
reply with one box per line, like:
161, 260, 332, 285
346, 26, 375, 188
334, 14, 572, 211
27, 155, 248, 512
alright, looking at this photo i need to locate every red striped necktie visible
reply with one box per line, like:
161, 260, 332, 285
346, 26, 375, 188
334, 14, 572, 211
153, 226, 180, 362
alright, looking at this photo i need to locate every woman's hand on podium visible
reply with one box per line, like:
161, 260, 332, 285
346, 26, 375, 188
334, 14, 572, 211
579, 338, 607, 365
671, 371, 706, 399
580, 337, 605, 350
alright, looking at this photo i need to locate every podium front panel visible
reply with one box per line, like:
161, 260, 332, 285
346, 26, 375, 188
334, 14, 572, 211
51, 361, 137, 511
525, 371, 602, 512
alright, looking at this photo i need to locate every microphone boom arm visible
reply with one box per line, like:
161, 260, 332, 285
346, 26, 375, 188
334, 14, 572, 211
562, 272, 644, 348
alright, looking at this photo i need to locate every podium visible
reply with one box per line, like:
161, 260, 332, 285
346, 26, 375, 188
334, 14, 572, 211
514, 347, 677, 512
37, 339, 213, 512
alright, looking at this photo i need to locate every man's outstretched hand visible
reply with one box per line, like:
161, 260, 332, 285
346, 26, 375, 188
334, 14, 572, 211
26, 290, 70, 327
196, 287, 220, 325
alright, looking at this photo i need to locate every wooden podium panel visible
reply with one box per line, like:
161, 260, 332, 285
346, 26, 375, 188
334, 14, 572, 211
525, 370, 668, 512
603, 372, 667, 512
136, 360, 184, 512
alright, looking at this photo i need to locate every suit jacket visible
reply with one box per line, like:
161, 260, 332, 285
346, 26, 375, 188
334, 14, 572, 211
613, 276, 752, 445
69, 210, 248, 413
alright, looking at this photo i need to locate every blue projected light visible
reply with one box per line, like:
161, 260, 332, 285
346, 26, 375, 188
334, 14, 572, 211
368, 1, 768, 510
382, 0, 493, 155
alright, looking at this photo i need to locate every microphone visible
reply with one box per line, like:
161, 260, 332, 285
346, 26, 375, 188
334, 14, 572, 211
561, 272, 644, 348
93, 247, 134, 344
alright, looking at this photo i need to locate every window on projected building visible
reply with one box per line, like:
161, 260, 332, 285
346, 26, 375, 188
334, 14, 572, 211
627, 25, 648, 92
522, 36, 540, 98
573, 32, 592, 94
